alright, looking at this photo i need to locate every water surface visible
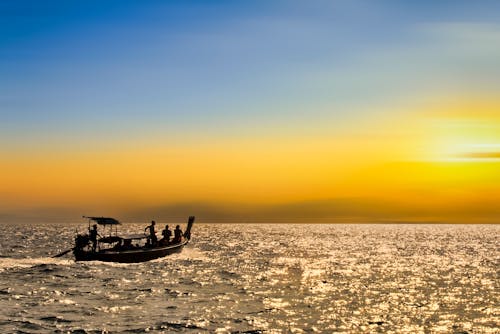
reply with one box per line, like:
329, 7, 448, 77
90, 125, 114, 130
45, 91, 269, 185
0, 223, 498, 333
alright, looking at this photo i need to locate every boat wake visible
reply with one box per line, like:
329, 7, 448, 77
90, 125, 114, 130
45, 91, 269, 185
0, 257, 73, 272
152, 247, 209, 263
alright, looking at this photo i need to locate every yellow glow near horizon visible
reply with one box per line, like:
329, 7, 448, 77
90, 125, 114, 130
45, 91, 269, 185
1, 99, 500, 222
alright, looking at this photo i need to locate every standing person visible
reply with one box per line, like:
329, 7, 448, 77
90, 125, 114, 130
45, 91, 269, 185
161, 225, 172, 245
145, 221, 157, 246
173, 225, 183, 244
89, 224, 99, 252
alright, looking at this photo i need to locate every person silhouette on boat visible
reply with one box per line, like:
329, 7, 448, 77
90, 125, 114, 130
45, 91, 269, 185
145, 220, 157, 246
89, 224, 99, 252
160, 225, 172, 245
173, 225, 183, 244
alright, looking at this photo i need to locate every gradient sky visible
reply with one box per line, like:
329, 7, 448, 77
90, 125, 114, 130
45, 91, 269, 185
1, 1, 500, 223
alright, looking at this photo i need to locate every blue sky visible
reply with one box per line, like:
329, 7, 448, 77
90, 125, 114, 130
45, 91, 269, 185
1, 0, 500, 147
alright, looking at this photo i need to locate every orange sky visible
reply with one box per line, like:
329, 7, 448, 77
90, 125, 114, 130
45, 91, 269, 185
2, 99, 499, 223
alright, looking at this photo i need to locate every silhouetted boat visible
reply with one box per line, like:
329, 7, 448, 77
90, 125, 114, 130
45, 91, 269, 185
70, 216, 195, 263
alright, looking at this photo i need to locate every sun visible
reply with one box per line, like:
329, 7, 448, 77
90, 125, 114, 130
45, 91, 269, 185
426, 116, 500, 162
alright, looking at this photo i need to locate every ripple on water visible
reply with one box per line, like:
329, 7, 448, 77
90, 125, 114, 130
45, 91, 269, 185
0, 223, 498, 333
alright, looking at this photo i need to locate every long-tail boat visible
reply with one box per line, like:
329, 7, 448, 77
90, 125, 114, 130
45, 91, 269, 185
68, 216, 195, 263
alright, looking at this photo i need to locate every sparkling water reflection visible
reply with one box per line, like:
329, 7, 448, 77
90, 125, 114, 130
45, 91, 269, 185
0, 223, 498, 333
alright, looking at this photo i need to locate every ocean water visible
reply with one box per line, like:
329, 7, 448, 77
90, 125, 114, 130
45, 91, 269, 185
0, 223, 498, 333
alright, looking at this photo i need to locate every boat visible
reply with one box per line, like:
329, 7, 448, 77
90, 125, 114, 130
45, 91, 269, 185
71, 216, 195, 263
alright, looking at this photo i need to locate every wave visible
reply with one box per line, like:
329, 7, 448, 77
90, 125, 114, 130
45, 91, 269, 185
0, 257, 73, 272
40, 316, 72, 323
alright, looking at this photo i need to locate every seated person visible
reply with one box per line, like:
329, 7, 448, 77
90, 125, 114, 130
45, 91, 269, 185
173, 225, 183, 244
112, 239, 123, 250
122, 239, 134, 250
160, 225, 172, 246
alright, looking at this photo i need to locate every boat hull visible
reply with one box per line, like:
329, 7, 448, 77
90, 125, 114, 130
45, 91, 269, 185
74, 240, 188, 263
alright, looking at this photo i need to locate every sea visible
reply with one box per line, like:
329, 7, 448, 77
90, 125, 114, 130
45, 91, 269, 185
0, 223, 498, 333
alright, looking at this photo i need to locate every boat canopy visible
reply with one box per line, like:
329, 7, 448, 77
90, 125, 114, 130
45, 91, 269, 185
84, 216, 121, 225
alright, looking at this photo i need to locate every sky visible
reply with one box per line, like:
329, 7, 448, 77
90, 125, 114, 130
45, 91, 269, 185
1, 0, 500, 223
